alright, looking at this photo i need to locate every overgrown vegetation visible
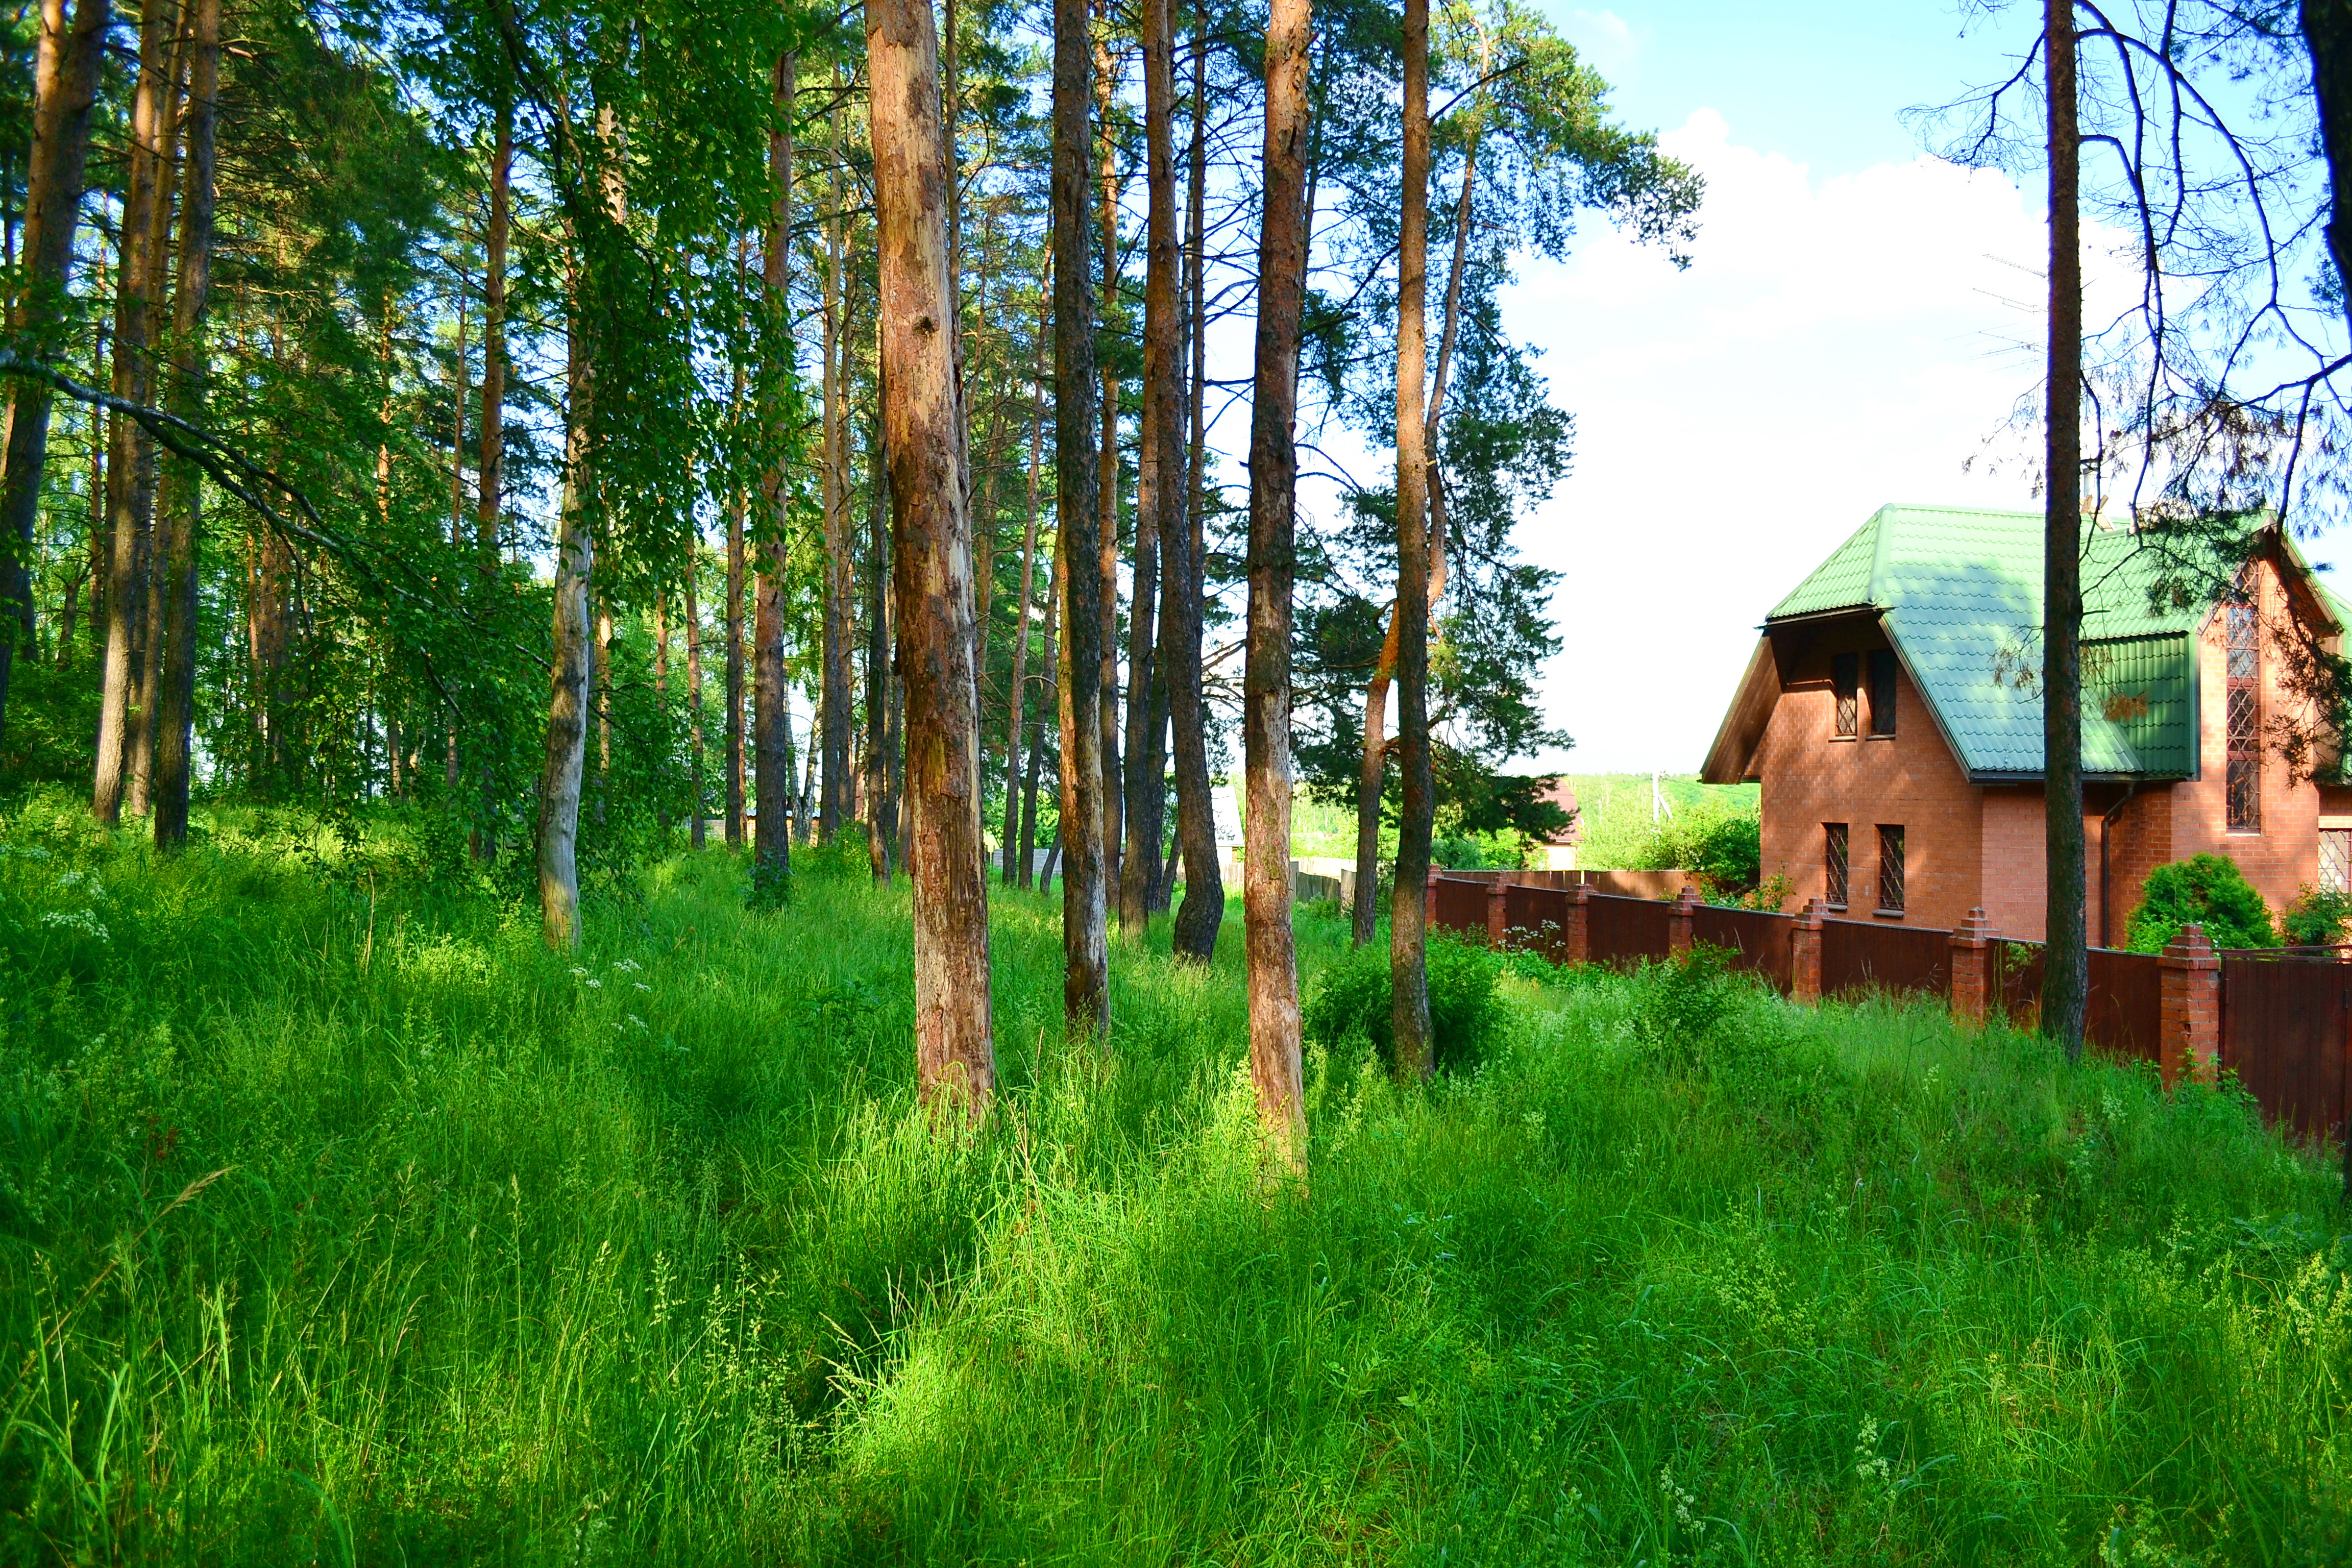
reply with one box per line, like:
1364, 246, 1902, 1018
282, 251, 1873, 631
2126, 852, 2281, 952
4, 799, 2349, 1564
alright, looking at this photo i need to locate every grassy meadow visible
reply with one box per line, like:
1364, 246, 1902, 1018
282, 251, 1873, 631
3, 796, 2350, 1564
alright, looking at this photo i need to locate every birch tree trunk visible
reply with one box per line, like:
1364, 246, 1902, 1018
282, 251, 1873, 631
1054, 0, 1111, 1032
1387, 0, 1434, 1079
152, 0, 219, 854
2042, 0, 2088, 1061
540, 305, 596, 948
93, 0, 174, 823
754, 51, 797, 889
1167, 20, 1223, 961
1246, 0, 1313, 1166
869, 0, 996, 1114
0, 0, 109, 756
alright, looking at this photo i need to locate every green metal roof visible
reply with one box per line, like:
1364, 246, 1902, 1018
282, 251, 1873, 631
1766, 503, 2229, 779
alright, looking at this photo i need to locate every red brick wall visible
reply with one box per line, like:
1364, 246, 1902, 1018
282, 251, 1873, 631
1754, 622, 1986, 932
1975, 787, 2103, 944
2099, 786, 2174, 948
2165, 557, 2325, 936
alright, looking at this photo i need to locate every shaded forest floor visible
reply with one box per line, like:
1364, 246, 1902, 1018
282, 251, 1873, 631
3, 797, 2349, 1565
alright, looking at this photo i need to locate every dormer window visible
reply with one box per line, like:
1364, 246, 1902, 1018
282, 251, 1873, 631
1832, 653, 1859, 738
1869, 650, 1898, 737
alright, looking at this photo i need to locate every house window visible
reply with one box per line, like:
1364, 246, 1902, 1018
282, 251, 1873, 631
1868, 650, 1898, 737
2226, 602, 2261, 830
1825, 822, 1849, 908
2324, 829, 2350, 895
1832, 653, 1859, 738
1877, 825, 1906, 913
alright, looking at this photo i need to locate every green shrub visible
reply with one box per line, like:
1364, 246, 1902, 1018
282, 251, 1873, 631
2126, 853, 2278, 952
1302, 932, 1503, 1074
2285, 883, 2352, 946
1687, 812, 1762, 893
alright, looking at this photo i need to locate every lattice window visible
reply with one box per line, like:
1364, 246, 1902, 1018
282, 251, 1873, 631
1869, 650, 1898, 736
2324, 829, 2351, 895
1825, 822, 1849, 907
2226, 602, 2261, 830
1832, 653, 1858, 738
1877, 825, 1905, 913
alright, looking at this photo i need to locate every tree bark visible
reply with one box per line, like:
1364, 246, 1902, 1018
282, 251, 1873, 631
152, 0, 219, 854
1120, 0, 1179, 935
541, 305, 596, 948
869, 0, 996, 1113
823, 79, 856, 842
0, 0, 109, 756
1246, 0, 1313, 1167
726, 476, 747, 846
1003, 314, 1047, 883
1022, 544, 1061, 889
129, 17, 189, 819
1388, 0, 1434, 1080
2043, 0, 2088, 1062
754, 51, 798, 888
1168, 18, 1223, 961
1095, 13, 1125, 898
865, 403, 900, 880
2306, 2, 2352, 345
1054, 0, 1111, 1033
687, 544, 706, 848
93, 0, 174, 824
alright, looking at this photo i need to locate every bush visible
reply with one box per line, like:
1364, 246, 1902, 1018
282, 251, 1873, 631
2285, 883, 2352, 946
2126, 853, 2278, 952
1687, 813, 1761, 894
1302, 932, 1504, 1075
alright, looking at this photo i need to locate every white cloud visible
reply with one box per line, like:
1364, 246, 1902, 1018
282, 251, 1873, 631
1504, 109, 2063, 774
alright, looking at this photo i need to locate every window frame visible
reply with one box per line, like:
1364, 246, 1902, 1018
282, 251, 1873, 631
2225, 600, 2262, 832
1824, 822, 1849, 909
1876, 824, 1906, 915
1831, 653, 1859, 739
1867, 650, 1898, 737
2322, 828, 2350, 896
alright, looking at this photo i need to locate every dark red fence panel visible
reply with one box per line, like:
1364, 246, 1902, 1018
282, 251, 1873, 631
1993, 940, 2044, 1029
1501, 883, 1571, 963
1588, 893, 1671, 969
1428, 876, 1490, 942
2085, 947, 2162, 1064
1822, 918, 1949, 1001
1692, 905, 1794, 994
2221, 954, 2351, 1140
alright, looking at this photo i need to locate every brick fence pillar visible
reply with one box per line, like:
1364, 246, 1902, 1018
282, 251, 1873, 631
1424, 868, 1443, 931
1668, 885, 1700, 958
1949, 908, 1995, 1030
2159, 923, 2221, 1088
1562, 883, 1592, 969
1791, 897, 1827, 1005
1487, 878, 1510, 946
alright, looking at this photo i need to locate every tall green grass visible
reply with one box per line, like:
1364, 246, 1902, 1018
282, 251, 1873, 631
2, 794, 2347, 1564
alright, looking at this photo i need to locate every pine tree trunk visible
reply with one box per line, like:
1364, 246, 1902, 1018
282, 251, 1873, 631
1388, 0, 1434, 1080
869, 0, 996, 1113
1023, 551, 1060, 889
93, 0, 175, 824
1054, 0, 1111, 1033
2306, 2, 2352, 344
822, 85, 854, 843
866, 406, 898, 881
1095, 17, 1125, 898
754, 51, 797, 889
1122, 0, 1180, 934
0, 0, 109, 756
688, 548, 706, 848
1246, 0, 1314, 1167
151, 0, 218, 854
129, 18, 191, 820
1002, 322, 1047, 883
2042, 0, 2088, 1061
1167, 20, 1223, 961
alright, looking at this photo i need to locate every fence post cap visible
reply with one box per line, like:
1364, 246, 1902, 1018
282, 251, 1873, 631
1953, 907, 1997, 946
2161, 923, 2220, 969
1672, 885, 1702, 912
1794, 897, 1828, 929
1565, 881, 1592, 904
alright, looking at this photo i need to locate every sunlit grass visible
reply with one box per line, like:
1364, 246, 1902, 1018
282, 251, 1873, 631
1, 792, 2345, 1564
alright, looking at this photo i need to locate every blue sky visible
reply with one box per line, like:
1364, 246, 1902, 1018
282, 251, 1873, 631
1476, 1, 2352, 774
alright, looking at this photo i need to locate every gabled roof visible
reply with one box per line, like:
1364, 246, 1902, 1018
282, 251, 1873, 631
1703, 503, 2342, 784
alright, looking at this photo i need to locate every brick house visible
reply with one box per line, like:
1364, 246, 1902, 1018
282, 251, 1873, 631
1699, 504, 2352, 942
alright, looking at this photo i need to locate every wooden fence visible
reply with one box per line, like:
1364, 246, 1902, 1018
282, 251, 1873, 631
1426, 872, 2352, 1146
